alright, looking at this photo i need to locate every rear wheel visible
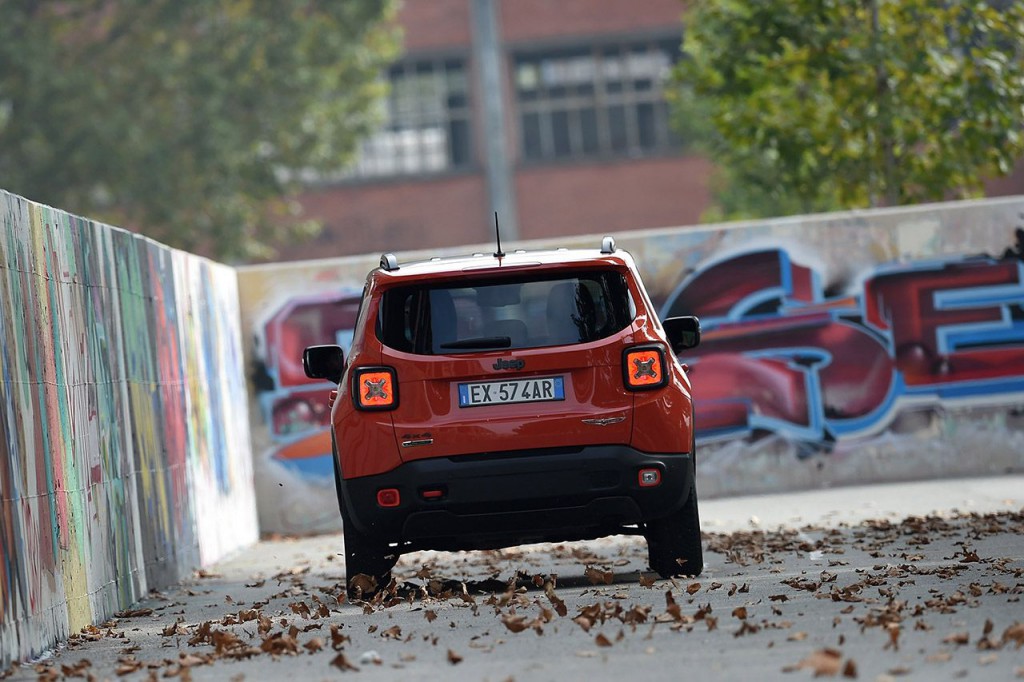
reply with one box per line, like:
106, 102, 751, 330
645, 447, 703, 577
332, 435, 398, 596
342, 515, 398, 597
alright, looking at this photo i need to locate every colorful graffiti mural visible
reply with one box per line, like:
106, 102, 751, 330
254, 290, 362, 475
246, 290, 363, 534
661, 230, 1024, 452
0, 191, 257, 667
237, 197, 1024, 531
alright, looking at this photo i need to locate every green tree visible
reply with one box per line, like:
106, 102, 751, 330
671, 0, 1024, 219
0, 0, 398, 261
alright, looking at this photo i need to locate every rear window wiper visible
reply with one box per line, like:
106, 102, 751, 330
440, 336, 512, 350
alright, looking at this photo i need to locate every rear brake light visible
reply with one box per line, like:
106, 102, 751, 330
353, 366, 399, 410
376, 488, 401, 507
623, 345, 668, 390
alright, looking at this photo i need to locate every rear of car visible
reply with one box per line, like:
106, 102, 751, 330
306, 243, 702, 589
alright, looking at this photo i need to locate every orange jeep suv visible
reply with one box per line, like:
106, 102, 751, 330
303, 238, 703, 589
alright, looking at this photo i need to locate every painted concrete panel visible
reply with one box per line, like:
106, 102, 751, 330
0, 191, 257, 667
236, 197, 1024, 535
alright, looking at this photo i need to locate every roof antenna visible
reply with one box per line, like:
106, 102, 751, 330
493, 211, 505, 258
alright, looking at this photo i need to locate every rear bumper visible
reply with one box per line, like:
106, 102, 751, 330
339, 445, 693, 551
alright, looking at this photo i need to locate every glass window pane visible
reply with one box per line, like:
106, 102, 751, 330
637, 102, 656, 149
551, 110, 571, 157
580, 108, 599, 155
449, 118, 471, 167
608, 105, 628, 153
380, 271, 633, 355
523, 112, 543, 160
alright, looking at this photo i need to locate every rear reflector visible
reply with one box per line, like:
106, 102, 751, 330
623, 345, 668, 390
638, 468, 662, 487
353, 366, 399, 410
376, 488, 401, 508
421, 488, 445, 500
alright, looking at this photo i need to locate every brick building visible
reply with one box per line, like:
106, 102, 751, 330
276, 0, 712, 261
274, 0, 1024, 262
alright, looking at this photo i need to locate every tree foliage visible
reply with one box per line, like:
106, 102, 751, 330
671, 0, 1024, 220
0, 0, 398, 261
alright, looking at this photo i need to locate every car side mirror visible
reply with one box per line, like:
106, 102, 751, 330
663, 316, 701, 353
303, 344, 345, 384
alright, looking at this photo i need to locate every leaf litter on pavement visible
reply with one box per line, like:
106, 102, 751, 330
6, 509, 1022, 680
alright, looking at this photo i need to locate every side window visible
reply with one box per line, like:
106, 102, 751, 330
378, 289, 420, 353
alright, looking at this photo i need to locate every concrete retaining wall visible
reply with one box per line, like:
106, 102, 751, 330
237, 197, 1024, 535
0, 191, 258, 667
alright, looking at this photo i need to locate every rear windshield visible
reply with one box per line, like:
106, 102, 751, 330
378, 270, 635, 354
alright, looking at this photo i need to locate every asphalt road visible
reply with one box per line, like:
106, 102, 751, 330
5, 476, 1024, 682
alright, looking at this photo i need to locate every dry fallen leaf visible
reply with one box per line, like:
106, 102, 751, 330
665, 590, 683, 622
348, 574, 378, 599
114, 608, 153, 619
595, 633, 613, 648
162, 619, 186, 637
424, 609, 438, 623
544, 580, 568, 617
61, 660, 92, 677
1005, 622, 1024, 649
574, 614, 594, 632
885, 624, 900, 651
178, 653, 209, 668
447, 649, 463, 665
33, 665, 59, 682
330, 653, 359, 672
115, 657, 143, 676
304, 637, 324, 653
584, 566, 614, 585
501, 614, 529, 633
782, 648, 843, 677
943, 632, 970, 646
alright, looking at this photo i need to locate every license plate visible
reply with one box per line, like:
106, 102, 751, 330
458, 376, 565, 408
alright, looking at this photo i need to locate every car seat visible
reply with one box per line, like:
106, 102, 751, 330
430, 289, 458, 353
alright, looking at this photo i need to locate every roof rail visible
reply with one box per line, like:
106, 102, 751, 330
380, 253, 399, 271
600, 236, 616, 254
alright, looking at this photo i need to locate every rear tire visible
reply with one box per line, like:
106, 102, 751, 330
332, 435, 398, 596
342, 517, 398, 597
645, 475, 703, 578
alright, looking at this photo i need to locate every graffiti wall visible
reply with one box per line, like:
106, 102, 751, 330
236, 197, 1024, 534
0, 191, 257, 667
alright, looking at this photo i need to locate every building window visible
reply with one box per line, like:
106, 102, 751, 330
349, 57, 472, 178
514, 38, 680, 162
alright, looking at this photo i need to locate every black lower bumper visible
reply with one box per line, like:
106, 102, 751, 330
340, 445, 694, 551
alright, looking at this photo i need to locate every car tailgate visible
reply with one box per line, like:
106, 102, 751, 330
385, 342, 632, 461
